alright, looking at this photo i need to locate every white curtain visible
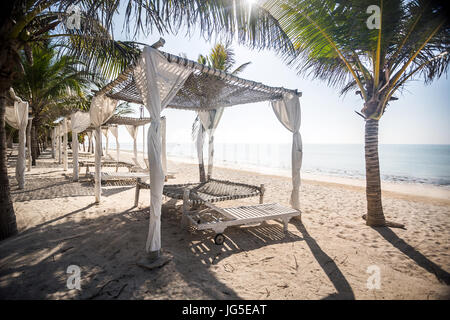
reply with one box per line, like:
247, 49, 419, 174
109, 126, 119, 162
126, 125, 139, 166
102, 127, 109, 156
63, 118, 68, 171
271, 93, 303, 210
71, 111, 91, 181
134, 46, 192, 253
197, 107, 224, 179
57, 124, 62, 164
161, 117, 167, 176
196, 125, 206, 181
5, 101, 28, 189
87, 131, 93, 153
90, 95, 119, 203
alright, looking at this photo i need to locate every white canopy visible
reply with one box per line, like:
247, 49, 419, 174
93, 44, 302, 259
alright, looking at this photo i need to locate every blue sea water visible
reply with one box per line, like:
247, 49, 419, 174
110, 141, 450, 187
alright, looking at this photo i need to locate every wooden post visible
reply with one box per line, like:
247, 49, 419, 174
134, 178, 141, 207
259, 184, 265, 204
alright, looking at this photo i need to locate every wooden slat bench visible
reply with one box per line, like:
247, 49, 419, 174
79, 160, 134, 175
88, 172, 149, 185
185, 202, 300, 244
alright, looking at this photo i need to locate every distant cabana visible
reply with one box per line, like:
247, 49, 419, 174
5, 88, 31, 189
104, 115, 155, 169
91, 39, 303, 262
53, 117, 71, 172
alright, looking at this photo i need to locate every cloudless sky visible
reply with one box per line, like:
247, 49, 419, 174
109, 3, 450, 146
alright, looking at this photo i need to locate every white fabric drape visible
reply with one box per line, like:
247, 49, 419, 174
109, 126, 119, 162
87, 131, 93, 153
5, 101, 28, 189
57, 124, 62, 164
126, 125, 139, 166
63, 118, 68, 171
271, 93, 303, 210
102, 127, 109, 156
71, 111, 91, 181
195, 125, 206, 181
134, 46, 192, 253
161, 117, 167, 176
90, 95, 119, 203
197, 107, 224, 179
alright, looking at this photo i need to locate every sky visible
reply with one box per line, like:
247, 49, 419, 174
109, 4, 450, 146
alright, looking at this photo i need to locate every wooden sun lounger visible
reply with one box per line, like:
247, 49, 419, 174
185, 202, 300, 245
134, 178, 300, 244
88, 171, 149, 183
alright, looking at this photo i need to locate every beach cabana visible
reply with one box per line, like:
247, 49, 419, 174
103, 115, 155, 169
5, 88, 31, 189
91, 41, 302, 262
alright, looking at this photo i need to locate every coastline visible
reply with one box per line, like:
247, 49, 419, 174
112, 148, 450, 203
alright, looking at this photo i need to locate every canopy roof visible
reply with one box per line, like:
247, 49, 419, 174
105, 115, 152, 126
97, 49, 301, 111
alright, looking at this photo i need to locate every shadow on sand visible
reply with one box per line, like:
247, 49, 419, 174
372, 227, 450, 285
291, 219, 355, 300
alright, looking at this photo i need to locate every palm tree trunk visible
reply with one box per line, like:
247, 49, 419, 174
0, 89, 18, 240
364, 119, 404, 228
364, 119, 385, 226
31, 122, 38, 165
6, 129, 13, 148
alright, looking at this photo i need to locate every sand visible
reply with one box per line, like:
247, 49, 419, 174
0, 146, 449, 300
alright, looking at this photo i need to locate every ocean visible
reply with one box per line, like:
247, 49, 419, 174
106, 142, 450, 187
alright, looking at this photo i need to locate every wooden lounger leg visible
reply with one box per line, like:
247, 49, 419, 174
134, 178, 141, 207
282, 217, 291, 234
259, 184, 265, 204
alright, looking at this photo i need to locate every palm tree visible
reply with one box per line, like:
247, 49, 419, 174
114, 102, 136, 116
265, 0, 449, 227
13, 41, 90, 165
192, 43, 251, 182
0, 0, 293, 240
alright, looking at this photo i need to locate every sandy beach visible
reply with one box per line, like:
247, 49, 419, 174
0, 146, 449, 300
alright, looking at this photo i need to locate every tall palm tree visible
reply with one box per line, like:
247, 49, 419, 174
0, 0, 293, 240
192, 43, 251, 182
13, 41, 90, 165
265, 0, 449, 227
